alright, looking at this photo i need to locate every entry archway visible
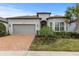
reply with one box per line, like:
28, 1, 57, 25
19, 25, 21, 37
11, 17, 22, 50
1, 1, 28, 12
40, 20, 47, 28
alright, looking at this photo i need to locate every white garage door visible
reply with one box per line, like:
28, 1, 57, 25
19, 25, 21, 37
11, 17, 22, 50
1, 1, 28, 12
13, 24, 35, 35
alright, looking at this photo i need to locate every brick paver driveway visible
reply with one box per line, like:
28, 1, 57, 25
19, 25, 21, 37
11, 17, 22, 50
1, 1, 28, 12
0, 35, 35, 51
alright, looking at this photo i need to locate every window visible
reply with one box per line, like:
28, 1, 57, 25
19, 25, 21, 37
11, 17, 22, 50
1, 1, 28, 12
55, 22, 64, 31
60, 22, 64, 31
55, 22, 59, 31
50, 22, 52, 29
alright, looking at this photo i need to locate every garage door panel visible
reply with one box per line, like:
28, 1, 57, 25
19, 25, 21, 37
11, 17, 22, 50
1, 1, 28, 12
13, 24, 35, 35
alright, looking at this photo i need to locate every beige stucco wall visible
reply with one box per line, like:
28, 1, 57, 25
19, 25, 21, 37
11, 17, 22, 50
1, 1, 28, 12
47, 18, 67, 31
38, 14, 50, 20
8, 19, 40, 34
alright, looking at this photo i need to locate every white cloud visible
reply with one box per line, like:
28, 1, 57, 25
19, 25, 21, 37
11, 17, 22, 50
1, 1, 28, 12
0, 6, 34, 18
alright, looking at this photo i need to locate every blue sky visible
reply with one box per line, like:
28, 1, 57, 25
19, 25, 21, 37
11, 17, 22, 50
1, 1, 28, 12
0, 3, 76, 18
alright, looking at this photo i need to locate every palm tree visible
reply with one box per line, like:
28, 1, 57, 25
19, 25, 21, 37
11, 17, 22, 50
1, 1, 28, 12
75, 4, 79, 32
65, 7, 76, 23
65, 4, 79, 33
75, 4, 79, 17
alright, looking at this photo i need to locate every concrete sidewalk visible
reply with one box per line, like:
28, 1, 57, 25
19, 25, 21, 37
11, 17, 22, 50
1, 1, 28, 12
27, 51, 79, 56
0, 51, 28, 56
0, 51, 79, 56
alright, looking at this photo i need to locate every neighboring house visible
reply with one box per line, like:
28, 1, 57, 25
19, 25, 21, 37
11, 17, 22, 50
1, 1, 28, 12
0, 17, 8, 33
5, 12, 77, 35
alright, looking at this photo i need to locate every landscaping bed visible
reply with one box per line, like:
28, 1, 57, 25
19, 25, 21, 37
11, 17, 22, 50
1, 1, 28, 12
30, 39, 79, 51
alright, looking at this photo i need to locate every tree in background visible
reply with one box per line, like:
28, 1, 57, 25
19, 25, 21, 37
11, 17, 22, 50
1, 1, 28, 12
0, 22, 6, 36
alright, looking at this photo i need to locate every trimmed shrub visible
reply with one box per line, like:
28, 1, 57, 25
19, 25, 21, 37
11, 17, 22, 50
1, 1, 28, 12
71, 32, 79, 39
0, 22, 6, 36
54, 32, 72, 39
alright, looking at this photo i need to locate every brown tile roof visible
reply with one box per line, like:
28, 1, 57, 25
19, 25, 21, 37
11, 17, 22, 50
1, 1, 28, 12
6, 15, 71, 23
47, 16, 67, 19
6, 15, 41, 19
46, 16, 67, 20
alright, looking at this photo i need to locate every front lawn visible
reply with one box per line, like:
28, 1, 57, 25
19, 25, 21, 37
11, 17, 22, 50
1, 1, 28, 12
30, 39, 79, 51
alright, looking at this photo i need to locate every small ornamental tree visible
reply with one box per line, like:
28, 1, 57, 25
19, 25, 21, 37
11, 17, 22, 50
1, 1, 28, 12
38, 26, 54, 37
0, 22, 6, 36
36, 26, 56, 44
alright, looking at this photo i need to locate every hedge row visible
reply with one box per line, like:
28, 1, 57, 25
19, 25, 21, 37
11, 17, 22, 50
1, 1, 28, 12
37, 31, 79, 39
53, 32, 79, 39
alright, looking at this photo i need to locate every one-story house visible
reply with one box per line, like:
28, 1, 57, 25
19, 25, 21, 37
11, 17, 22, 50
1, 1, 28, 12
4, 12, 78, 35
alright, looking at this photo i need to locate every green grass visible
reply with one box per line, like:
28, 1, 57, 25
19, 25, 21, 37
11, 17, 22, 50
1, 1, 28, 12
30, 39, 79, 51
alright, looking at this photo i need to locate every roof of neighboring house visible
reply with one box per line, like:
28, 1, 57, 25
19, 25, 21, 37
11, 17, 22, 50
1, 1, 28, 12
0, 17, 8, 23
6, 15, 41, 19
